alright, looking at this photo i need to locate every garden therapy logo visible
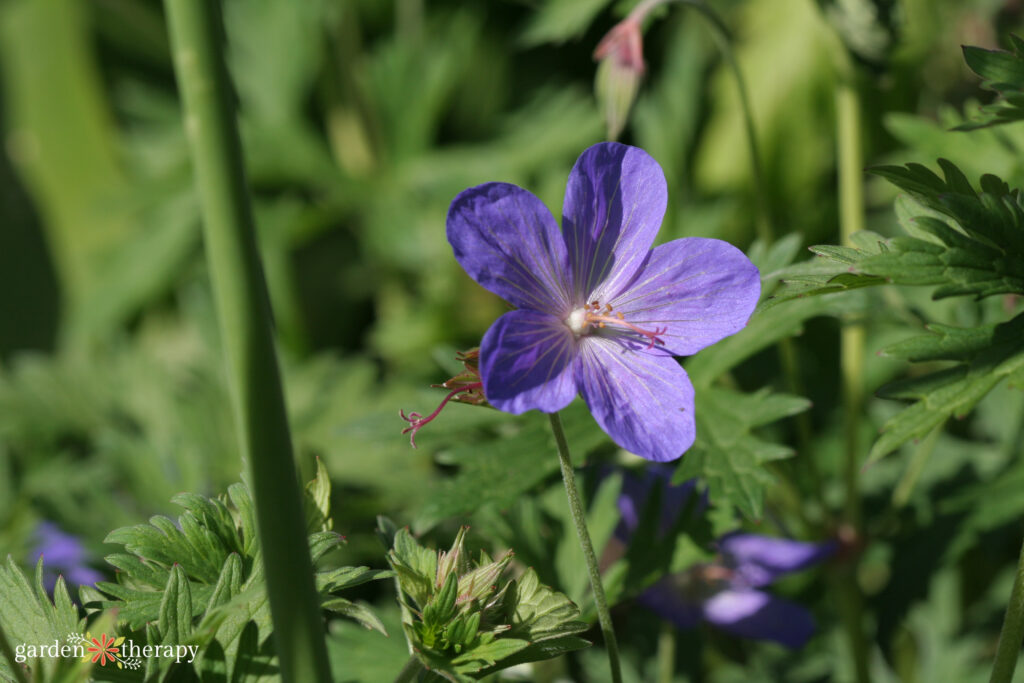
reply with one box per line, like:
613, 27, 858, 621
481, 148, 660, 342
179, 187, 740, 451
14, 631, 199, 669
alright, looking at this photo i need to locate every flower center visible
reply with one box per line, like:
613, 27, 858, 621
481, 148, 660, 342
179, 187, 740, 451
564, 300, 667, 350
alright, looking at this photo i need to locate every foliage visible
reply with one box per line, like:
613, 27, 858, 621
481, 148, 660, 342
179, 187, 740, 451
78, 462, 390, 682
379, 520, 589, 681
3, 0, 1024, 682
769, 159, 1024, 461
957, 35, 1024, 130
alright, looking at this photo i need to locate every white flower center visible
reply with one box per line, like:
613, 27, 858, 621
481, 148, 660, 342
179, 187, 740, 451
566, 307, 589, 336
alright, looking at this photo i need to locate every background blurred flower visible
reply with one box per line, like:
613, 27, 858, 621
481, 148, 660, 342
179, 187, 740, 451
30, 521, 103, 591
614, 466, 835, 648
447, 142, 760, 462
638, 533, 836, 648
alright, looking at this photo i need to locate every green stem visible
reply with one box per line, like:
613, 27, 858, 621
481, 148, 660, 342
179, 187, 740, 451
549, 412, 623, 683
836, 76, 865, 528
835, 61, 871, 683
657, 620, 676, 683
990, 538, 1024, 683
162, 2, 331, 681
393, 655, 424, 683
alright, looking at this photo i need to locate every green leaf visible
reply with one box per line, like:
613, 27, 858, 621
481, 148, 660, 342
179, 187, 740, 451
415, 401, 607, 531
158, 565, 193, 645
507, 568, 588, 643
675, 387, 810, 518
321, 597, 388, 635
519, 0, 612, 47
0, 557, 87, 682
304, 457, 332, 533
861, 162, 1024, 300
867, 312, 1024, 463
957, 37, 1024, 130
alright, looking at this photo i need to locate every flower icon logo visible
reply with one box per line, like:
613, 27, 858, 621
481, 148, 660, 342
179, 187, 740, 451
82, 632, 124, 666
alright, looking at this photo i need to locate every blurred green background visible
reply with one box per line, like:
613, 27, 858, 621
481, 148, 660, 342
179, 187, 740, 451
4, 0, 1024, 679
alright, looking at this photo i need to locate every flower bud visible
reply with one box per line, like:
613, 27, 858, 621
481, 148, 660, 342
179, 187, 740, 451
593, 18, 645, 140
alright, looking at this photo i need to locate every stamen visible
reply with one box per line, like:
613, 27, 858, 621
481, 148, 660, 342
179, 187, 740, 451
585, 310, 668, 350
400, 382, 484, 447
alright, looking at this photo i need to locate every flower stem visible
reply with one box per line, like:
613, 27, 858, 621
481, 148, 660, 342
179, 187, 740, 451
834, 54, 871, 683
162, 1, 331, 681
549, 412, 623, 683
990, 537, 1024, 683
657, 620, 676, 683
393, 655, 424, 683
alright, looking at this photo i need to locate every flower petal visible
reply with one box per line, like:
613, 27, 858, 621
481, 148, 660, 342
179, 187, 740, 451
562, 143, 667, 303
704, 589, 816, 649
611, 238, 760, 357
576, 338, 694, 461
637, 578, 703, 630
480, 309, 578, 414
719, 533, 838, 588
448, 182, 572, 314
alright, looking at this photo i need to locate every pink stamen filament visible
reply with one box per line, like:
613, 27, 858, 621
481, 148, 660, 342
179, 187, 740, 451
400, 382, 484, 448
585, 310, 667, 350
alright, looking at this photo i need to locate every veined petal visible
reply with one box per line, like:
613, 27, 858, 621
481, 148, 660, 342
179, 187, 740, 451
719, 534, 838, 588
448, 182, 572, 314
611, 238, 760, 357
562, 143, 667, 303
576, 338, 694, 462
479, 309, 578, 414
703, 589, 816, 649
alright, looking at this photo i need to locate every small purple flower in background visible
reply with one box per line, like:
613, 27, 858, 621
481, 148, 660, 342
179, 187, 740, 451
640, 533, 836, 649
447, 142, 760, 462
614, 468, 836, 648
30, 521, 103, 591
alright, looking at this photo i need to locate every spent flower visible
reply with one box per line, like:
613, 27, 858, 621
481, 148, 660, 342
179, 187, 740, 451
446, 142, 759, 461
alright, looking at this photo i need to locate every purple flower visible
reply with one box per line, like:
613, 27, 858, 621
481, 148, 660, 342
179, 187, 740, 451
613, 469, 836, 648
447, 142, 760, 461
30, 521, 103, 591
639, 533, 835, 649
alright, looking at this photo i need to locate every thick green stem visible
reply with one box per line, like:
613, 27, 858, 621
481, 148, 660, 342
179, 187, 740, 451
549, 412, 623, 683
990, 538, 1024, 683
162, 2, 331, 681
393, 655, 424, 683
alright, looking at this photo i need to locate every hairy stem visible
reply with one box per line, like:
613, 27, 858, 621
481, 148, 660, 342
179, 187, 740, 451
549, 412, 623, 683
162, 1, 331, 680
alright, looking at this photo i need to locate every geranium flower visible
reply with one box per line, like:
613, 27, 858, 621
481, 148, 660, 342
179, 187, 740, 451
447, 142, 760, 461
30, 521, 103, 591
612, 467, 836, 648
639, 533, 836, 649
